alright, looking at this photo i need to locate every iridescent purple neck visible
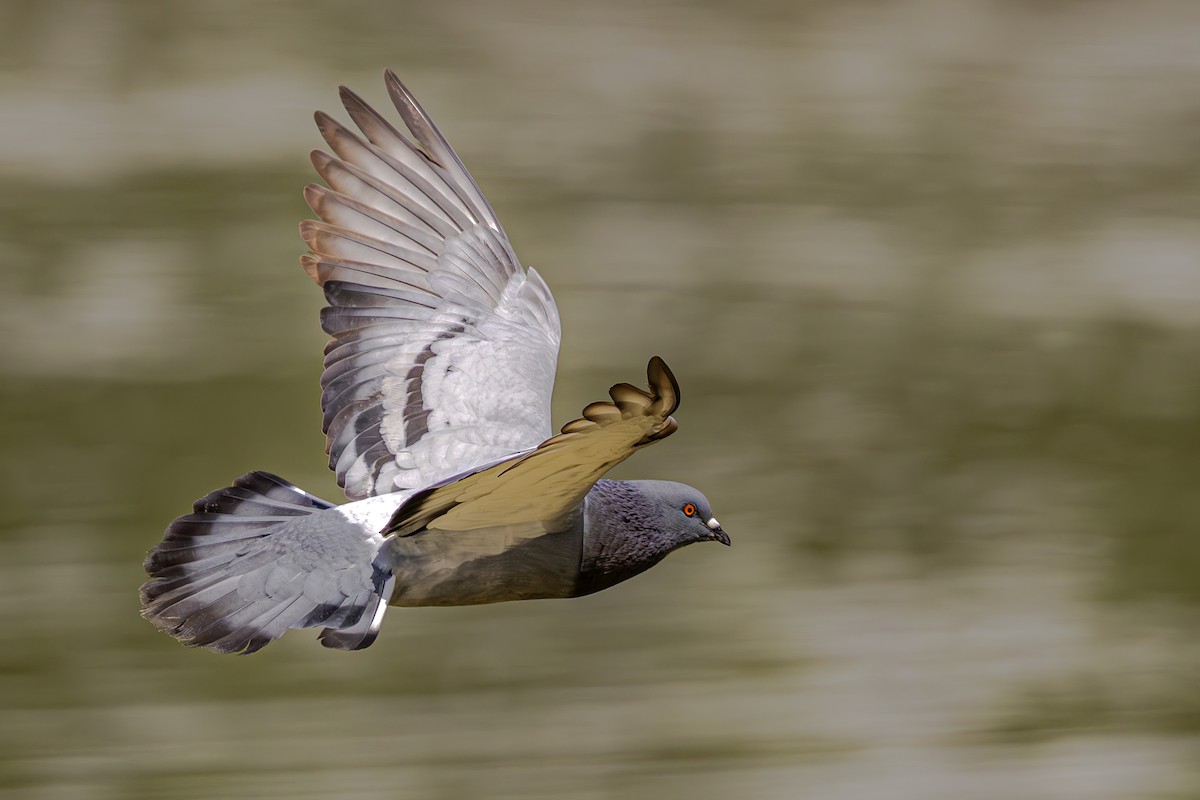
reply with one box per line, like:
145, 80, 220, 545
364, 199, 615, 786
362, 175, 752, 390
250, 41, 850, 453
574, 480, 679, 596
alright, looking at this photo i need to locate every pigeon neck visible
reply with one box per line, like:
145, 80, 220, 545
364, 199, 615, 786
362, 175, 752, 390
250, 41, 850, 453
574, 480, 676, 596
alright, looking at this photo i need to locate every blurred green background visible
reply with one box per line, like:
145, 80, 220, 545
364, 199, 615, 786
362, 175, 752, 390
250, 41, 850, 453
2, 1, 1200, 798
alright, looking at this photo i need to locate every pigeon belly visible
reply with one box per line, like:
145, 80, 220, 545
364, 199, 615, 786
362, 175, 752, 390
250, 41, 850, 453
381, 520, 585, 607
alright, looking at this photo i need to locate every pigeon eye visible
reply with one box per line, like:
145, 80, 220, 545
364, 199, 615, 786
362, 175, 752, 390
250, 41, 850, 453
682, 503, 697, 517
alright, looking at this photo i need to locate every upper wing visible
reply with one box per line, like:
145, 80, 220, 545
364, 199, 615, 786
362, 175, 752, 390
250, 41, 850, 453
382, 357, 681, 537
302, 70, 561, 500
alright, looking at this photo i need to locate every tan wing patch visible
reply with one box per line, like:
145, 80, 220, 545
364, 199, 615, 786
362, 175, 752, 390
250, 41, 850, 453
382, 357, 682, 537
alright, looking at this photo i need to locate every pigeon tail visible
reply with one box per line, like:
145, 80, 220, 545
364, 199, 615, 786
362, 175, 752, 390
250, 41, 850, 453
140, 471, 392, 654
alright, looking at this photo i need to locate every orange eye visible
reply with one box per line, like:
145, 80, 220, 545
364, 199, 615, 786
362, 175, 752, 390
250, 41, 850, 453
682, 503, 697, 517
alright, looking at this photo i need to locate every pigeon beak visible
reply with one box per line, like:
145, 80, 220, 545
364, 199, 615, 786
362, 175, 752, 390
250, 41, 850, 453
705, 518, 731, 546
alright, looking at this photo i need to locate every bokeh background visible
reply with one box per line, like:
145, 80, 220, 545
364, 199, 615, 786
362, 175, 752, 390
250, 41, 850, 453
3, 1, 1200, 798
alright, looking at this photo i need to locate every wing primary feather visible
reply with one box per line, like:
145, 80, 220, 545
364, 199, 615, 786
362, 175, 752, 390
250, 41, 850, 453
315, 111, 477, 231
310, 150, 460, 239
454, 231, 510, 296
301, 220, 441, 273
320, 342, 397, 385
383, 70, 504, 233
303, 256, 439, 297
304, 184, 444, 255
338, 85, 420, 154
338, 86, 479, 225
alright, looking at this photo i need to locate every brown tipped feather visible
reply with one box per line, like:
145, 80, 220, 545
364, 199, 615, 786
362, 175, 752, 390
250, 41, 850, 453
304, 183, 443, 255
338, 85, 418, 154
316, 110, 474, 232
608, 383, 653, 416
647, 356, 680, 416
581, 401, 622, 423
309, 150, 459, 239
383, 69, 503, 231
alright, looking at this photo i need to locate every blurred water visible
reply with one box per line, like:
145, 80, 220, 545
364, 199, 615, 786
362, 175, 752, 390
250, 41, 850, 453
2, 1, 1200, 798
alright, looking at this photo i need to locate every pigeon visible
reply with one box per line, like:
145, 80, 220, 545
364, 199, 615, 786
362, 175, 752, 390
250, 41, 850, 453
140, 70, 729, 655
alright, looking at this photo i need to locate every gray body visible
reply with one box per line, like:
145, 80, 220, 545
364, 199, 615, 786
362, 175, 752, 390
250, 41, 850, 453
383, 480, 706, 606
383, 509, 584, 606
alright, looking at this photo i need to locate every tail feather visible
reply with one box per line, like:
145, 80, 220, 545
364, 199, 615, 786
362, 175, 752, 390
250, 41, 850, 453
195, 591, 315, 653
318, 574, 395, 651
208, 596, 312, 653
141, 471, 392, 654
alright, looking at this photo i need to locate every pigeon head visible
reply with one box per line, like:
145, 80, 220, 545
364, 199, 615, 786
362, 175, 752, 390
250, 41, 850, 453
575, 479, 729, 596
634, 480, 730, 549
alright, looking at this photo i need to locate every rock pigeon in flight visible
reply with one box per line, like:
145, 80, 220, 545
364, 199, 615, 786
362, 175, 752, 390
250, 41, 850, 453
140, 70, 728, 654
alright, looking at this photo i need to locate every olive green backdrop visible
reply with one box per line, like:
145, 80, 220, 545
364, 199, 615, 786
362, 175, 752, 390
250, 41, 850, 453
2, 1, 1199, 798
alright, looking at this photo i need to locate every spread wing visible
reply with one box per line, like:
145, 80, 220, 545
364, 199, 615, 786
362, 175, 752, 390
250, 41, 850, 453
302, 70, 561, 500
382, 357, 681, 537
